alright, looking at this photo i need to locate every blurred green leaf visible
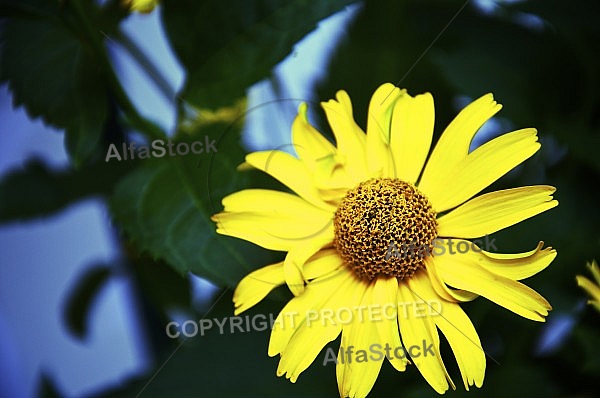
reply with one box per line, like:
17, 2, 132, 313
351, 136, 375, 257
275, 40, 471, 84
0, 0, 119, 165
0, 158, 130, 223
568, 319, 600, 376
162, 0, 357, 109
63, 264, 112, 340
110, 122, 283, 286
35, 372, 65, 398
130, 249, 192, 311
510, 0, 600, 35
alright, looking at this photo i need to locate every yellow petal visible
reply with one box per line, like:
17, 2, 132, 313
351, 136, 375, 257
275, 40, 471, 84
245, 150, 334, 211
212, 211, 332, 251
436, 302, 485, 390
306, 153, 357, 205
437, 186, 558, 238
420, 93, 501, 192
302, 249, 344, 281
219, 193, 335, 246
291, 102, 336, 166
213, 213, 291, 251
321, 90, 368, 180
315, 183, 352, 204
425, 257, 478, 302
576, 275, 600, 308
413, 275, 486, 390
373, 277, 408, 372
283, 228, 335, 296
425, 128, 541, 212
587, 260, 600, 285
389, 91, 435, 184
221, 189, 332, 218
277, 272, 363, 383
126, 0, 159, 13
473, 241, 556, 280
335, 279, 370, 398
366, 83, 402, 143
434, 247, 552, 321
366, 83, 401, 176
398, 274, 454, 394
580, 261, 600, 312
336, 280, 384, 398
233, 262, 284, 315
268, 268, 352, 357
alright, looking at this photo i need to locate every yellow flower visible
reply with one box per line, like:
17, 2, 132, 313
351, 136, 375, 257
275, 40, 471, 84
212, 83, 558, 396
576, 260, 600, 313
123, 0, 159, 13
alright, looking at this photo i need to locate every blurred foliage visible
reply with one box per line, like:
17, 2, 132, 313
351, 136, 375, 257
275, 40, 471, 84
162, 0, 356, 110
0, 158, 129, 222
63, 264, 112, 340
35, 373, 64, 398
0, 0, 127, 165
0, 0, 599, 397
109, 121, 284, 285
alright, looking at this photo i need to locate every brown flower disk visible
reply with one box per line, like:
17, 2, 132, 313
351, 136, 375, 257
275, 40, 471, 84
333, 178, 438, 280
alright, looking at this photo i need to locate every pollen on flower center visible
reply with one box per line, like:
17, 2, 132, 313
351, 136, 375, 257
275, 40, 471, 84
333, 178, 438, 281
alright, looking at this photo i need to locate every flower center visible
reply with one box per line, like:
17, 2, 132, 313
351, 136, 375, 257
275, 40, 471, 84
333, 178, 438, 281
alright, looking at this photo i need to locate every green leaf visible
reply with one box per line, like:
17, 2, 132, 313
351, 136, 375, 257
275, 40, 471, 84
0, 158, 130, 223
63, 264, 112, 340
161, 0, 357, 109
0, 0, 114, 166
110, 122, 283, 286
